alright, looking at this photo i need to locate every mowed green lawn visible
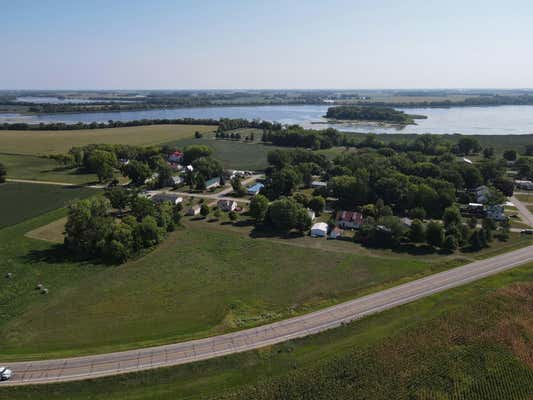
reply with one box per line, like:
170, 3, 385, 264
0, 207, 458, 360
0, 182, 95, 228
0, 153, 98, 184
0, 124, 215, 155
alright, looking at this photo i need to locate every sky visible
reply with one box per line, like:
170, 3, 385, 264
2, 0, 533, 90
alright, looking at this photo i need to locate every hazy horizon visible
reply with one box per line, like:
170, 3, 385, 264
3, 0, 533, 90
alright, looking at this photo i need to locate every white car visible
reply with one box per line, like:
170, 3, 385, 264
0, 366, 12, 381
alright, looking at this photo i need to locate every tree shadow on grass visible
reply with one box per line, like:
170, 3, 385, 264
21, 244, 96, 266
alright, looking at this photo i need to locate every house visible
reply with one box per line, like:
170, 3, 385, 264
310, 222, 328, 237
515, 180, 533, 190
205, 177, 221, 190
336, 211, 363, 229
144, 172, 159, 184
329, 227, 343, 239
168, 151, 183, 163
217, 199, 237, 212
311, 181, 327, 189
472, 185, 490, 203
461, 202, 486, 217
187, 205, 201, 216
400, 217, 413, 227
170, 175, 184, 187
486, 204, 507, 221
247, 182, 264, 196
151, 193, 183, 205
307, 209, 316, 221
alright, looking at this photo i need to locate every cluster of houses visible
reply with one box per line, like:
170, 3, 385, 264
310, 210, 365, 239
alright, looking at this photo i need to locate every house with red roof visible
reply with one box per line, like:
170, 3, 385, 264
336, 211, 363, 229
168, 151, 184, 163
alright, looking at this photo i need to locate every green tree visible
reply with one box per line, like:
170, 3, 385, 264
231, 177, 246, 197
64, 197, 112, 257
122, 160, 151, 186
104, 186, 130, 213
503, 150, 517, 161
409, 219, 426, 243
200, 204, 210, 218
137, 216, 163, 247
228, 211, 238, 222
456, 137, 481, 155
308, 196, 326, 215
183, 145, 212, 164
131, 196, 156, 221
267, 198, 302, 231
443, 235, 458, 251
442, 206, 462, 229
249, 194, 269, 224
426, 221, 444, 248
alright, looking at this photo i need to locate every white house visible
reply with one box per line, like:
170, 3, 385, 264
515, 180, 533, 190
151, 193, 183, 205
217, 199, 237, 212
311, 181, 327, 189
187, 205, 201, 216
310, 222, 328, 237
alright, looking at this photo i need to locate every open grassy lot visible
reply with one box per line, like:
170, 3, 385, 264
167, 135, 286, 170
0, 124, 215, 155
25, 216, 67, 243
3, 263, 531, 400
0, 153, 98, 184
1, 207, 532, 361
0, 182, 94, 228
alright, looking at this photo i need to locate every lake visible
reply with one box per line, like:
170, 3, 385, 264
2, 104, 533, 135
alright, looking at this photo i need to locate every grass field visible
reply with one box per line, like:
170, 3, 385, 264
0, 153, 98, 184
167, 135, 285, 170
1, 207, 532, 361
0, 182, 94, 228
25, 216, 67, 243
0, 124, 215, 155
3, 263, 531, 400
515, 193, 533, 203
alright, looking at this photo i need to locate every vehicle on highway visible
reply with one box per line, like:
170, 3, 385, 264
521, 229, 533, 235
0, 366, 12, 381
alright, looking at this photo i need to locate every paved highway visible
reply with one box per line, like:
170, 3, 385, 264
2, 244, 532, 386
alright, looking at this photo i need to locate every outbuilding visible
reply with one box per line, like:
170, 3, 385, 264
247, 183, 264, 196
187, 205, 202, 216
310, 222, 328, 237
151, 193, 183, 205
205, 177, 221, 190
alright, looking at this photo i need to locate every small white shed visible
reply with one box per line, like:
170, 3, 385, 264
310, 222, 328, 237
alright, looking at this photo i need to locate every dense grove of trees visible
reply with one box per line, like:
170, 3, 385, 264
256, 141, 514, 249
64, 190, 182, 263
325, 106, 425, 124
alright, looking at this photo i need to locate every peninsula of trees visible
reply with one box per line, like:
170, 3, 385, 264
325, 106, 426, 125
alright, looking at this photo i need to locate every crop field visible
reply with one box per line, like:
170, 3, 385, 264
0, 182, 94, 228
3, 263, 532, 400
0, 153, 98, 184
0, 124, 215, 155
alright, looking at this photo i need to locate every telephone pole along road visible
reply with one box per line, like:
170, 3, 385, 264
2, 244, 533, 386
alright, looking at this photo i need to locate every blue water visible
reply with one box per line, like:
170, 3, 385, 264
2, 104, 533, 135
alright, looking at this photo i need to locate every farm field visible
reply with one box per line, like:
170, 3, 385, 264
0, 182, 94, 228
0, 124, 215, 155
0, 153, 98, 184
3, 263, 532, 400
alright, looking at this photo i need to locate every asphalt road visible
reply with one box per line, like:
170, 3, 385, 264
2, 244, 533, 387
